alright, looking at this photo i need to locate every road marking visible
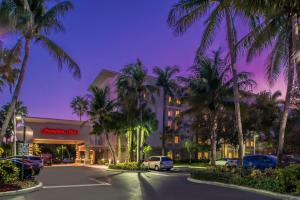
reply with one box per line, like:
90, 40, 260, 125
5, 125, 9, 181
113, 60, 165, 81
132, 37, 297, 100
89, 177, 111, 185
147, 172, 172, 176
43, 183, 110, 189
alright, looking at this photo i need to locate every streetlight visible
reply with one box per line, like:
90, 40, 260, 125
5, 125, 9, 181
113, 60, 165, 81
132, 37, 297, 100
253, 133, 259, 155
13, 113, 23, 156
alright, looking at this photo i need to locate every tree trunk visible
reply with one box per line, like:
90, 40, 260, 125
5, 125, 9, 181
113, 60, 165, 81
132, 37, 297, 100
1, 38, 31, 138
225, 10, 244, 167
105, 133, 116, 164
118, 133, 122, 162
129, 129, 134, 162
277, 16, 297, 167
136, 127, 141, 163
161, 90, 167, 156
210, 113, 218, 166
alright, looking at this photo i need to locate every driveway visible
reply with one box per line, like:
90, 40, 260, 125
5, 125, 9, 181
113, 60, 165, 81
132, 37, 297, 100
3, 166, 278, 200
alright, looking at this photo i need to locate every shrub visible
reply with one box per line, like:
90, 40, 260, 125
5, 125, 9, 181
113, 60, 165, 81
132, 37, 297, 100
0, 160, 19, 184
191, 164, 300, 194
108, 162, 148, 171
97, 159, 108, 165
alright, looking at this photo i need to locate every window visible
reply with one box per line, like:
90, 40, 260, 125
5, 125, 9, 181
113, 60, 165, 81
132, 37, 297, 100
174, 136, 180, 144
197, 152, 202, 160
168, 96, 172, 104
167, 120, 172, 128
176, 99, 181, 105
204, 152, 209, 159
175, 110, 180, 117
167, 151, 173, 159
167, 110, 173, 117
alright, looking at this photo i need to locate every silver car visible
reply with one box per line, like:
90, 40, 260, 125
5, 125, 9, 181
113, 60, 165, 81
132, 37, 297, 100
143, 156, 173, 171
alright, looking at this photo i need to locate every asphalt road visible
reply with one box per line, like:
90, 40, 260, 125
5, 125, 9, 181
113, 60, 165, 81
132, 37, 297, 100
3, 166, 278, 200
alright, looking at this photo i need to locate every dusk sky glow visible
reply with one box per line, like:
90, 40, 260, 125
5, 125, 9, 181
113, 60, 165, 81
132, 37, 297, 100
0, 0, 286, 120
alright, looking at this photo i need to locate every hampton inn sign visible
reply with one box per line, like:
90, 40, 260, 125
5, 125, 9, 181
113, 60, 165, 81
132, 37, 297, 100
41, 128, 79, 135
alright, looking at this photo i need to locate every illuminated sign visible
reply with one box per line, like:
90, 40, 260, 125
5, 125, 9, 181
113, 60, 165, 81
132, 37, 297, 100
41, 128, 79, 135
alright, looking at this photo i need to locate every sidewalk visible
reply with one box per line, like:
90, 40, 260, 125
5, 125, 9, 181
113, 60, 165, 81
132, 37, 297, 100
83, 164, 108, 170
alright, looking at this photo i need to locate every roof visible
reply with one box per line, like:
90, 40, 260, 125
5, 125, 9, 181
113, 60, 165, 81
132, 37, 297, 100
24, 117, 90, 126
90, 69, 119, 88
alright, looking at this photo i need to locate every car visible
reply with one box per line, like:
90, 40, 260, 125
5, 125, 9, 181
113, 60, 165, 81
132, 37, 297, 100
10, 159, 34, 179
243, 155, 277, 170
13, 155, 43, 168
282, 155, 300, 166
215, 158, 229, 166
143, 156, 173, 171
41, 154, 53, 166
213, 158, 238, 167
9, 157, 41, 175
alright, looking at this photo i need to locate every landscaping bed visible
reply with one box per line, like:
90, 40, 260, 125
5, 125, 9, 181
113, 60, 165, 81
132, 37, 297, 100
0, 180, 38, 192
108, 162, 148, 171
190, 164, 300, 195
0, 160, 39, 193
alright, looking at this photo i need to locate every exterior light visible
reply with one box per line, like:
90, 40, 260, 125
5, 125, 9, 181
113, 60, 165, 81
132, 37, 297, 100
16, 115, 23, 121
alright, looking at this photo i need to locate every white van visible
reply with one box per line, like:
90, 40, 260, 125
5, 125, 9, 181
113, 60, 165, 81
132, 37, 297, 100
143, 156, 173, 171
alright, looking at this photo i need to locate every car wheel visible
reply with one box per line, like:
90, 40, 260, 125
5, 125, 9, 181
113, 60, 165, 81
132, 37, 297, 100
155, 165, 159, 171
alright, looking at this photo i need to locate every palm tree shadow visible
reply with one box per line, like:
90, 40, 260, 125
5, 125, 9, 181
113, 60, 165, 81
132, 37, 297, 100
137, 172, 161, 200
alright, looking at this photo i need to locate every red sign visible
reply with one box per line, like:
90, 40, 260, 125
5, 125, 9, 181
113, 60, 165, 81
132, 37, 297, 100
41, 128, 79, 135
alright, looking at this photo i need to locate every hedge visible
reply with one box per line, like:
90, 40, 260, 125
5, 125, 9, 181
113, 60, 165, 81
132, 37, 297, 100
0, 160, 19, 184
108, 162, 148, 171
191, 165, 300, 195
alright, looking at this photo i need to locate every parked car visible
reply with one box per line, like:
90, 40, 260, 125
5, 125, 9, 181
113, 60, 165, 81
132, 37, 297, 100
243, 155, 277, 170
143, 156, 173, 171
9, 157, 41, 175
282, 155, 300, 166
10, 159, 34, 179
13, 156, 43, 169
41, 154, 52, 166
213, 158, 238, 167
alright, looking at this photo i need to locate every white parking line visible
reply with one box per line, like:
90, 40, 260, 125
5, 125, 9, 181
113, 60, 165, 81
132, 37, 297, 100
146, 172, 172, 176
89, 177, 111, 185
43, 183, 110, 189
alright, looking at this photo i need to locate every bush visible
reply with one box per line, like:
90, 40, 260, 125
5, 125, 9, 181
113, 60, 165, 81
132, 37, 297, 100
97, 159, 108, 165
0, 160, 19, 184
191, 164, 300, 194
108, 162, 148, 171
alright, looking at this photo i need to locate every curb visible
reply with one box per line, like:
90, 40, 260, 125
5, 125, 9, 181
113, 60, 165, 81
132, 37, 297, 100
0, 182, 43, 197
187, 177, 300, 200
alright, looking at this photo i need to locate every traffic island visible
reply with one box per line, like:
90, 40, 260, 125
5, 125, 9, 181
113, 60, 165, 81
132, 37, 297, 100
187, 177, 300, 200
0, 181, 43, 197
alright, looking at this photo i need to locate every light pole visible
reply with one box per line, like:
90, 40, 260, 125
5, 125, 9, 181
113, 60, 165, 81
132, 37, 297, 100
13, 113, 23, 156
253, 133, 259, 155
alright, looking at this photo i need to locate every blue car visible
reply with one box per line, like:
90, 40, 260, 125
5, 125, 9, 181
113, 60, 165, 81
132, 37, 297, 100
243, 155, 277, 170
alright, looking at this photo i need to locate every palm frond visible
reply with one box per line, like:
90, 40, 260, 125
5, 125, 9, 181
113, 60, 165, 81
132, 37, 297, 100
35, 35, 81, 78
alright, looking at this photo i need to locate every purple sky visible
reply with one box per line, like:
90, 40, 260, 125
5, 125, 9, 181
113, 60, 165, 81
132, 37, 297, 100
0, 0, 285, 120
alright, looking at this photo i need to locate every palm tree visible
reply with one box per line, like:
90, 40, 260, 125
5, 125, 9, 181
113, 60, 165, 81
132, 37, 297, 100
0, 0, 81, 138
0, 46, 20, 92
237, 1, 300, 166
117, 59, 155, 163
168, 0, 248, 165
153, 66, 179, 156
70, 96, 89, 121
181, 51, 255, 165
88, 86, 117, 164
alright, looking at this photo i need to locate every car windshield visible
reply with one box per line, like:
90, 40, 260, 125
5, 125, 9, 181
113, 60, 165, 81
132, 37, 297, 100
161, 157, 172, 161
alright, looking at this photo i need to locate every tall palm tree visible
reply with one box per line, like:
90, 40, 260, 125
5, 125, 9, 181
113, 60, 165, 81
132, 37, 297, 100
153, 66, 179, 156
237, 1, 300, 166
88, 86, 117, 164
0, 0, 81, 138
117, 59, 155, 163
168, 0, 247, 165
70, 96, 89, 121
181, 51, 255, 165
